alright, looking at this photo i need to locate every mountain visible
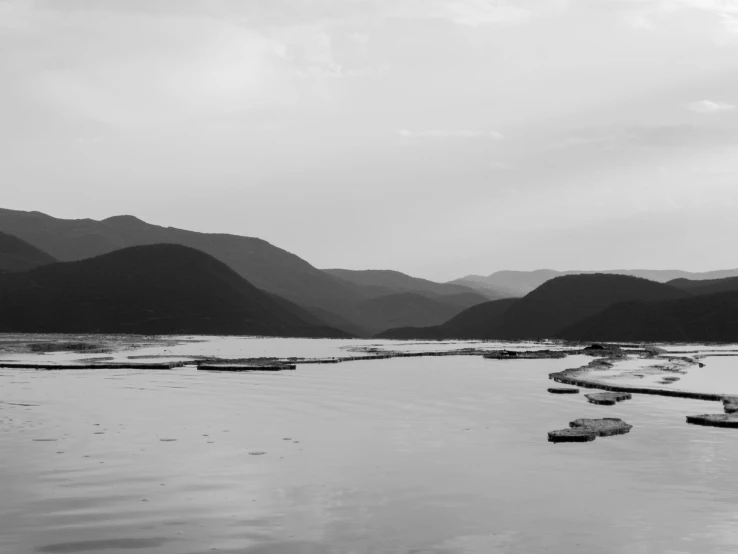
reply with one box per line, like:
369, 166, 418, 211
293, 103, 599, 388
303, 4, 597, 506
453, 268, 738, 298
0, 208, 492, 336
668, 276, 738, 297
559, 291, 738, 343
377, 298, 519, 340
322, 269, 492, 333
0, 208, 364, 321
325, 268, 497, 300
445, 275, 519, 299
347, 292, 479, 332
0, 231, 56, 272
379, 274, 689, 340
499, 274, 689, 339
0, 244, 349, 337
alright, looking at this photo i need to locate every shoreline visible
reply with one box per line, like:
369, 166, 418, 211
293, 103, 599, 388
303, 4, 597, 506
548, 355, 736, 402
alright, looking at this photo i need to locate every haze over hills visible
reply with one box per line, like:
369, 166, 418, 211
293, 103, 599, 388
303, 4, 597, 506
324, 269, 498, 300
0, 231, 57, 273
453, 268, 738, 298
381, 274, 691, 340
347, 292, 484, 332
0, 244, 348, 337
377, 298, 519, 340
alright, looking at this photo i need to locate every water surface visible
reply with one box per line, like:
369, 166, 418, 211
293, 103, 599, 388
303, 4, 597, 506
2, 339, 738, 553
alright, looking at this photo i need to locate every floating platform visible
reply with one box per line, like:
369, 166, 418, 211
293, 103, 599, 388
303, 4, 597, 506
483, 349, 569, 360
547, 428, 596, 443
686, 414, 738, 428
570, 418, 633, 437
724, 397, 738, 414
0, 362, 185, 370
548, 387, 579, 394
197, 363, 296, 372
549, 417, 632, 443
585, 392, 632, 406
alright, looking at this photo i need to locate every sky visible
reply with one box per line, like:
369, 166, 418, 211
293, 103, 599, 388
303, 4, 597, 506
2, 0, 738, 281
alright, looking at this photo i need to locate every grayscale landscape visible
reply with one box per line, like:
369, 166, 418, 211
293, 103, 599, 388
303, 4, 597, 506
3, 1, 738, 553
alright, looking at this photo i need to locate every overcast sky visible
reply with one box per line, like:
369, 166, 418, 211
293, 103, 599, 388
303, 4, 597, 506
2, 0, 738, 280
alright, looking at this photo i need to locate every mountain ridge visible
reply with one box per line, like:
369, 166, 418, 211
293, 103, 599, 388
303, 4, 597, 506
0, 230, 57, 272
0, 244, 349, 337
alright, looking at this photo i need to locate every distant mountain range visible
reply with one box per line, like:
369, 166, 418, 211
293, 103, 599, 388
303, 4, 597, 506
0, 208, 488, 335
380, 273, 738, 342
452, 268, 738, 298
377, 298, 519, 340
2, 207, 738, 341
0, 244, 348, 337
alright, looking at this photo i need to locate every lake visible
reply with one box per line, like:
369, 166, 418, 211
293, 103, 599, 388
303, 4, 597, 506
2, 336, 738, 553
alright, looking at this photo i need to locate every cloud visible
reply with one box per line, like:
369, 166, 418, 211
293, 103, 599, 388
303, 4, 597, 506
1, 2, 378, 130
389, 0, 568, 27
623, 0, 738, 36
396, 128, 504, 139
556, 125, 738, 150
688, 100, 735, 114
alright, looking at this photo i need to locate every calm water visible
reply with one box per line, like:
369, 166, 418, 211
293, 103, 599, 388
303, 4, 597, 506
2, 339, 738, 553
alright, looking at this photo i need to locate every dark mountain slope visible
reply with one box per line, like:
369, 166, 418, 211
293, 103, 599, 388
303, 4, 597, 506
668, 276, 738, 297
500, 274, 690, 339
377, 298, 519, 340
0, 244, 348, 337
0, 231, 56, 272
559, 291, 738, 342
0, 208, 364, 316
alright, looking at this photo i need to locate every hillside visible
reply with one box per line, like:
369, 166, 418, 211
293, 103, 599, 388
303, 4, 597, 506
0, 208, 493, 336
453, 268, 738, 297
559, 291, 738, 342
325, 268, 496, 300
377, 298, 519, 340
0, 244, 349, 337
380, 274, 690, 340
668, 276, 738, 297
0, 208, 364, 321
0, 231, 56, 272
500, 274, 690, 339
